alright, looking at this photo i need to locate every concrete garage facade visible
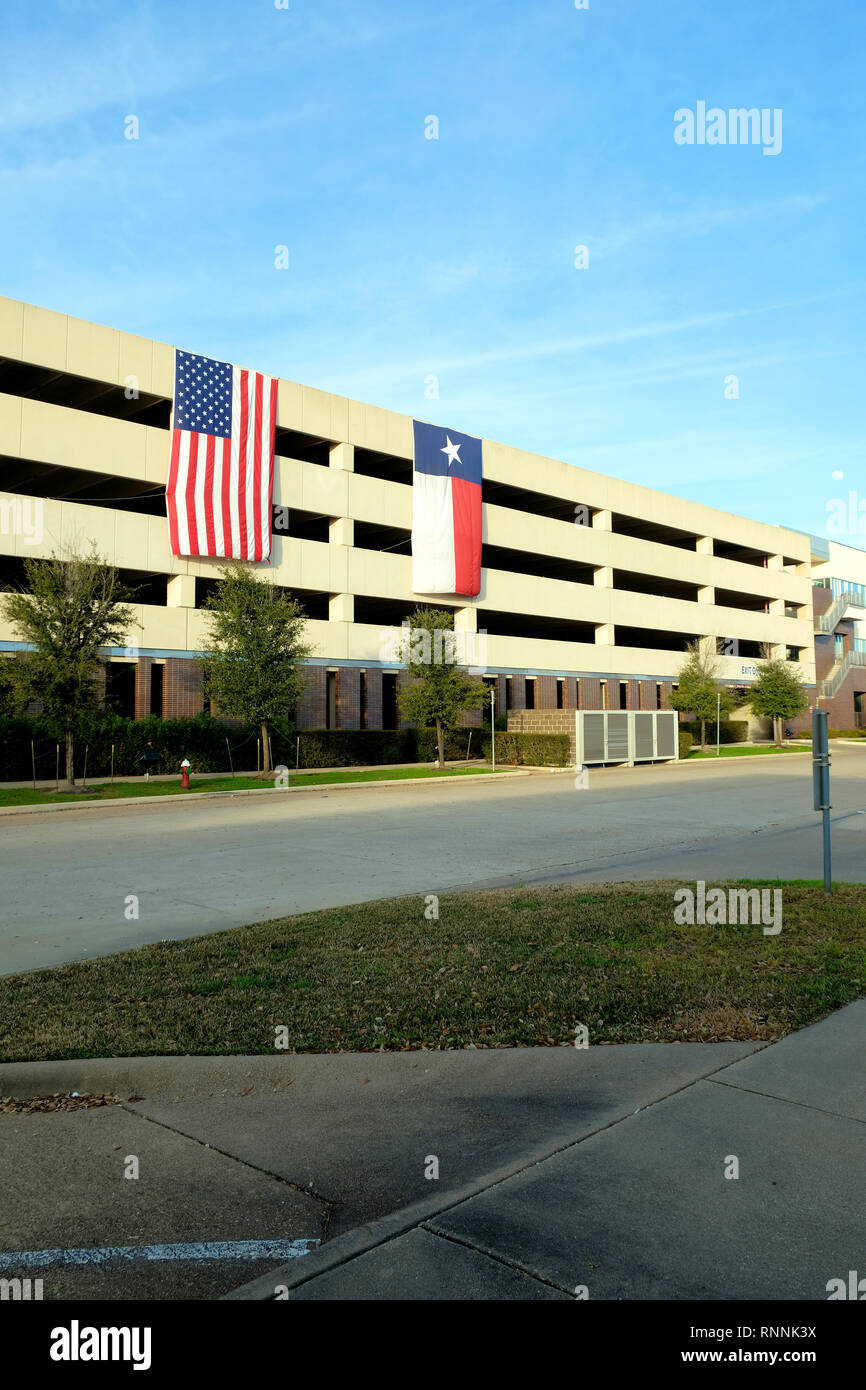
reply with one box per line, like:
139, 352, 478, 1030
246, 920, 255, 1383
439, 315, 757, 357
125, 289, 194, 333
0, 293, 843, 730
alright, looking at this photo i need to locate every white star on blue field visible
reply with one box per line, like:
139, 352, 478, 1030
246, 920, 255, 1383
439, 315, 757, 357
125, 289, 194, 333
1, 0, 863, 545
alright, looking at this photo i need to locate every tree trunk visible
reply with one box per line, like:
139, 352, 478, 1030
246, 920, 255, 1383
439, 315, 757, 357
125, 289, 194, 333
65, 729, 75, 787
774, 716, 782, 746
700, 718, 707, 751
435, 719, 445, 767
261, 722, 271, 774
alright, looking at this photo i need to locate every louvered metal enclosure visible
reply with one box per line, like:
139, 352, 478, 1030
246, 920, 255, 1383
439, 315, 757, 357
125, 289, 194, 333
575, 710, 678, 767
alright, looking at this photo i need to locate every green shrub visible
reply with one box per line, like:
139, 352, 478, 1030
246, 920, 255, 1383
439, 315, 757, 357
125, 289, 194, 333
485, 731, 571, 767
681, 719, 748, 745
678, 731, 694, 759
828, 728, 866, 738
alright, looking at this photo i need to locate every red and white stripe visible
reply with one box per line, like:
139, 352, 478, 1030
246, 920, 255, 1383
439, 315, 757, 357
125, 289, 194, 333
167, 366, 278, 561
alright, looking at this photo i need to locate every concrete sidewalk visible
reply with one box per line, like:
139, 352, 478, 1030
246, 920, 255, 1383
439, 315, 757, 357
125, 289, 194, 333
2, 1003, 862, 1299
226, 1001, 866, 1301
0, 1040, 759, 1299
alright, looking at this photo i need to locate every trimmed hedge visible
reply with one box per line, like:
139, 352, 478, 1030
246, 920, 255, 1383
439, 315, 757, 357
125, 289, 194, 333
681, 719, 748, 745
485, 731, 571, 767
0, 713, 576, 780
829, 728, 866, 738
678, 731, 694, 759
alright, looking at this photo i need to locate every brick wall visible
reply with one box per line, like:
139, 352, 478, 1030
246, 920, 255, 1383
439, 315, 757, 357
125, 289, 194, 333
536, 674, 557, 709
336, 667, 360, 729
562, 676, 578, 709
506, 673, 526, 710
581, 677, 603, 710
296, 665, 326, 729
507, 708, 577, 762
162, 658, 203, 719
134, 656, 152, 720
363, 667, 383, 729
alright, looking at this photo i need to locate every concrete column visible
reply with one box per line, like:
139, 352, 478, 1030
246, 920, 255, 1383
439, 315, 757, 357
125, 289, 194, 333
594, 566, 613, 587
329, 593, 354, 623
453, 606, 477, 631
767, 553, 784, 571
167, 574, 196, 608
698, 586, 715, 605
592, 509, 612, 531
595, 623, 615, 646
329, 442, 354, 471
696, 536, 714, 556
329, 517, 354, 546
769, 597, 785, 617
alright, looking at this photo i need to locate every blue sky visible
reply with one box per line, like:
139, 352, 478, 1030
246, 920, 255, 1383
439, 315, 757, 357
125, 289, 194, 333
1, 0, 864, 544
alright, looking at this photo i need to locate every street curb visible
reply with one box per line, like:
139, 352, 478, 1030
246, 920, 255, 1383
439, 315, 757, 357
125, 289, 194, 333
0, 769, 528, 818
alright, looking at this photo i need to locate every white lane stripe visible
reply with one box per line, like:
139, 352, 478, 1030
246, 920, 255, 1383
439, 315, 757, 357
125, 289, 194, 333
0, 1239, 318, 1268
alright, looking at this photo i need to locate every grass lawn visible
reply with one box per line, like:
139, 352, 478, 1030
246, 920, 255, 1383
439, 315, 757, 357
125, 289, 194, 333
0, 764, 503, 808
687, 745, 807, 759
1, 881, 863, 1062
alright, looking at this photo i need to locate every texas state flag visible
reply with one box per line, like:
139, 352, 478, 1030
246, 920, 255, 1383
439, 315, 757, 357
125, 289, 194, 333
411, 419, 482, 596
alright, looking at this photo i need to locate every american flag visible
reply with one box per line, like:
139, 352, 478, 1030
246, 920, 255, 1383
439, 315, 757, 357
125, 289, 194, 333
166, 349, 278, 561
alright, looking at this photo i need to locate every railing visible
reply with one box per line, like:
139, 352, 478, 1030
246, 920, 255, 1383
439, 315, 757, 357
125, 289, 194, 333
819, 650, 866, 701
817, 589, 866, 634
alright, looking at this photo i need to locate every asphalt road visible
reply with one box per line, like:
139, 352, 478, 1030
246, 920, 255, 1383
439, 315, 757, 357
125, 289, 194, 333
2, 746, 864, 975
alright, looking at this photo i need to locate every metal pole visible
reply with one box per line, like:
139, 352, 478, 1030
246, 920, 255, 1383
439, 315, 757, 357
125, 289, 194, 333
55, 743, 59, 792
812, 708, 832, 896
295, 736, 300, 773
111, 744, 115, 784
491, 686, 496, 770
31, 740, 36, 791
716, 692, 720, 757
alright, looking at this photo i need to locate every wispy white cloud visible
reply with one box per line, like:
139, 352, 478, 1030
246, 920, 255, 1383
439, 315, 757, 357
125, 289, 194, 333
586, 194, 826, 261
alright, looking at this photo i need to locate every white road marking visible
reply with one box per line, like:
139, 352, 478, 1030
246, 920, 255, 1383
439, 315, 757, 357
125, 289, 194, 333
0, 1239, 318, 1268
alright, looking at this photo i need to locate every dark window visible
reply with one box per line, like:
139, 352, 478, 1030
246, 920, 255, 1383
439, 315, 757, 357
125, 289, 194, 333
326, 672, 337, 730
104, 662, 135, 719
382, 672, 399, 728
656, 683, 663, 710
619, 682, 628, 710
525, 680, 535, 710
359, 670, 367, 729
556, 679, 564, 709
150, 663, 164, 718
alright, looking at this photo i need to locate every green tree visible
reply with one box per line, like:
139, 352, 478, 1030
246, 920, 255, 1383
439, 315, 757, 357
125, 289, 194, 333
748, 657, 809, 745
669, 640, 737, 750
199, 564, 312, 774
397, 606, 488, 766
0, 545, 135, 787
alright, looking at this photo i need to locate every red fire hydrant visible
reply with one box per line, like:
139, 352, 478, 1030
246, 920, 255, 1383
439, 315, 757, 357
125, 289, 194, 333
180, 758, 191, 789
